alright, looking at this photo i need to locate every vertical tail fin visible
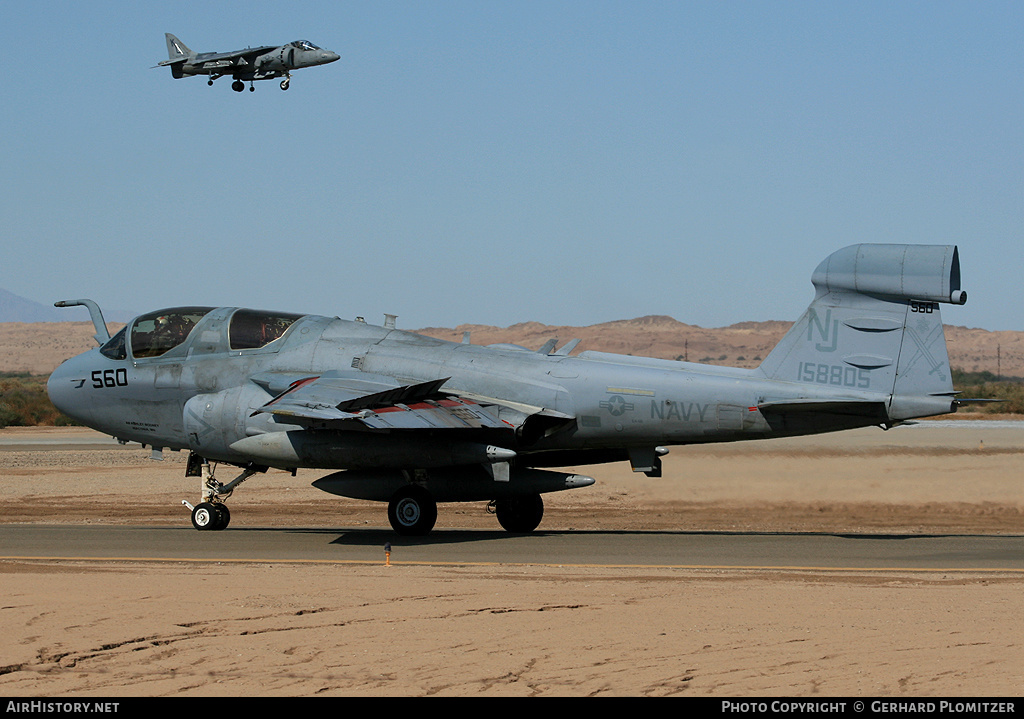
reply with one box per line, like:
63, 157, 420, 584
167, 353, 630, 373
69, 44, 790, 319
165, 33, 192, 60
758, 244, 965, 421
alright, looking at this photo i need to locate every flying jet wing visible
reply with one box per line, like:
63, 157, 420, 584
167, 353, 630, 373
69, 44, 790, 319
157, 45, 279, 68
252, 371, 510, 430
195, 46, 278, 64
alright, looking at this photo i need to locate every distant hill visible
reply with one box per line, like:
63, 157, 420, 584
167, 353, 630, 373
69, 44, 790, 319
2, 314, 1022, 378
0, 289, 133, 324
0, 289, 66, 323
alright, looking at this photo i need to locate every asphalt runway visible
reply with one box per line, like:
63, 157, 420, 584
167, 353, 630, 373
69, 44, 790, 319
4, 524, 1024, 572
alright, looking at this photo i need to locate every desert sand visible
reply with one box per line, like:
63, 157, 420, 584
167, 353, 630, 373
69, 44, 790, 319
2, 422, 1024, 697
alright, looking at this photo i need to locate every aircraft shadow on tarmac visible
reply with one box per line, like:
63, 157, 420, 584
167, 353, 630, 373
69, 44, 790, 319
224, 526, 1024, 548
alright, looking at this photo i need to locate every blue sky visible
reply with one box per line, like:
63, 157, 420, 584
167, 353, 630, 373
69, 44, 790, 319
1, 1, 1020, 331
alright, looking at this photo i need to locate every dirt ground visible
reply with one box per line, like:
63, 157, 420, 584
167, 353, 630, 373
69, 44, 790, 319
1, 420, 1024, 697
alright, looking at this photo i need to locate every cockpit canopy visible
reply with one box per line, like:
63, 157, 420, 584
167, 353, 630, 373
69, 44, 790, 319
228, 309, 304, 350
99, 307, 308, 361
131, 307, 214, 359
290, 40, 320, 51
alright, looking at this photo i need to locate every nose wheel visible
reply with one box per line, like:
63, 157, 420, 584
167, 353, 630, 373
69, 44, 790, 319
187, 501, 230, 531
280, 78, 290, 90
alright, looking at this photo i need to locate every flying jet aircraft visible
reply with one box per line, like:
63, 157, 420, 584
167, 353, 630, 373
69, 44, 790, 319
48, 244, 967, 535
156, 33, 339, 92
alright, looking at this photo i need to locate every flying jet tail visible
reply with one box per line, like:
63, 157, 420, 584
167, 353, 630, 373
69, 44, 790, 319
164, 33, 192, 60
758, 244, 965, 422
157, 33, 192, 77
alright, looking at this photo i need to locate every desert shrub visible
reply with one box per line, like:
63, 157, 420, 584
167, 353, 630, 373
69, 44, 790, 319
951, 368, 1024, 414
0, 373, 76, 427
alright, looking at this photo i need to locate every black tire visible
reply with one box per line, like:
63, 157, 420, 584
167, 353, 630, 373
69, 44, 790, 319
387, 486, 437, 536
495, 494, 544, 533
212, 503, 231, 530
231, 80, 244, 92
191, 502, 218, 531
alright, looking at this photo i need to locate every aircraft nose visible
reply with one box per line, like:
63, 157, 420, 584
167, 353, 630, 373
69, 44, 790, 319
322, 51, 340, 63
47, 354, 90, 422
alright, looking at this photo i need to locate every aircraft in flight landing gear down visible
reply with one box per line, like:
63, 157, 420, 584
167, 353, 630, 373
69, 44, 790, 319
48, 244, 968, 535
155, 33, 339, 92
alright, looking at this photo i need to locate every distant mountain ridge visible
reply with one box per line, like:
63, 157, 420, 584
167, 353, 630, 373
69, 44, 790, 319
0, 310, 1020, 378
0, 289, 66, 322
0, 289, 133, 324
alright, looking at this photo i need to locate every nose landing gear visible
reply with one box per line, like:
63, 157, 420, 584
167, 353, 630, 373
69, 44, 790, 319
182, 454, 264, 531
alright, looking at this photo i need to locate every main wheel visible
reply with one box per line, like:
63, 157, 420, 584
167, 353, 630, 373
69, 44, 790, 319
387, 486, 437, 536
495, 494, 544, 533
231, 80, 244, 92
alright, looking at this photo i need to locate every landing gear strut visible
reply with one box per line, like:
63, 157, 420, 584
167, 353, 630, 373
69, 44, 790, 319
182, 454, 262, 531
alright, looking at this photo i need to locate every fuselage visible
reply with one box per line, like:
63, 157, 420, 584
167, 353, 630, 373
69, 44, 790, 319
48, 306, 897, 470
180, 41, 339, 80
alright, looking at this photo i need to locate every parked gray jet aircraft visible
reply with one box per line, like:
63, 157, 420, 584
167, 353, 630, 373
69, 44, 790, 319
156, 33, 339, 92
48, 244, 967, 535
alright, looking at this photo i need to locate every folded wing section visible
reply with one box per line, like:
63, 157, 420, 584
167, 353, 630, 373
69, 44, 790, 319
253, 371, 508, 430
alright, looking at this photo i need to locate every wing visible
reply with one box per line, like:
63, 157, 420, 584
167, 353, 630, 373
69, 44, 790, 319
251, 371, 510, 431
161, 46, 278, 68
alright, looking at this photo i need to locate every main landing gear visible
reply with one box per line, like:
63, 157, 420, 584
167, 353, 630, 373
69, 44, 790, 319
385, 485, 546, 536
182, 454, 262, 531
490, 494, 545, 534
387, 485, 437, 536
